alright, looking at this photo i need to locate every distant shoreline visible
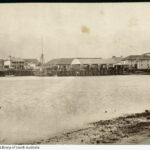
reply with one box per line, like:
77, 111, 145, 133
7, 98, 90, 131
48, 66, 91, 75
28, 111, 150, 145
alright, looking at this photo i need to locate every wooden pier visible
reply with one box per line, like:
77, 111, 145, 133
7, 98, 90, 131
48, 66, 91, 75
0, 69, 34, 76
1, 65, 148, 77
48, 66, 125, 77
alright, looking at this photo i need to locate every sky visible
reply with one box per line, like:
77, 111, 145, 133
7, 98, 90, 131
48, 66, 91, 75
0, 3, 150, 61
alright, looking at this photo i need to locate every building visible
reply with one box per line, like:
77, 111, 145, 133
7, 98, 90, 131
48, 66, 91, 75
45, 57, 123, 76
24, 59, 39, 70
46, 58, 103, 71
71, 58, 102, 70
46, 58, 74, 71
122, 55, 141, 68
123, 53, 150, 70
46, 57, 123, 69
71, 57, 123, 68
4, 57, 25, 70
137, 53, 150, 70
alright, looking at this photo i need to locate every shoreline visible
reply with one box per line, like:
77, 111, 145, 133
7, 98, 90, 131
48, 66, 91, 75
28, 110, 150, 145
1, 73, 150, 77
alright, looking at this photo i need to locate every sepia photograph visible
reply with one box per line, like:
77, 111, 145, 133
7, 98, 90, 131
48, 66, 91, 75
0, 2, 150, 146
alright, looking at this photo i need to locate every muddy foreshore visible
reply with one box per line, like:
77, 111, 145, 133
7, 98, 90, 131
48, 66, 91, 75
26, 111, 150, 145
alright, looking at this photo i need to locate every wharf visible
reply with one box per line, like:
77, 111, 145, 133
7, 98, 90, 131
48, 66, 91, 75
0, 69, 34, 76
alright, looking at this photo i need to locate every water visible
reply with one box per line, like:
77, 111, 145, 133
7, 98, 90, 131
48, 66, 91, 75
0, 75, 149, 143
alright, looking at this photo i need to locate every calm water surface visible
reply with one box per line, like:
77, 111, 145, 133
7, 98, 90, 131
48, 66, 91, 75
0, 75, 149, 143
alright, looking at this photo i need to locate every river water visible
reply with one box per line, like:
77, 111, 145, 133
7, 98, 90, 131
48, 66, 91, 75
0, 75, 149, 143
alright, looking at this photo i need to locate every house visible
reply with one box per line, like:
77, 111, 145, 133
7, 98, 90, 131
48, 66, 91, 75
122, 55, 141, 68
46, 58, 103, 70
71, 58, 102, 70
4, 57, 25, 70
137, 53, 150, 70
122, 53, 150, 70
97, 56, 123, 67
71, 57, 123, 69
46, 57, 123, 71
46, 58, 74, 71
24, 59, 39, 70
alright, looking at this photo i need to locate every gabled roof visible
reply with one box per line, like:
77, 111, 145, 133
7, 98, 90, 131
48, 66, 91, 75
73, 58, 102, 65
98, 57, 123, 64
123, 55, 141, 61
24, 59, 39, 65
46, 58, 74, 65
142, 53, 150, 56
123, 54, 150, 60
46, 57, 123, 66
11, 57, 25, 62
138, 54, 150, 60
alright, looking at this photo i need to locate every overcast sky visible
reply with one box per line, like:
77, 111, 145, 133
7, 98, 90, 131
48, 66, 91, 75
0, 3, 150, 61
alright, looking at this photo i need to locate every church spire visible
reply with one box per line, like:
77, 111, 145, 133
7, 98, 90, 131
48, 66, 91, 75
40, 37, 45, 66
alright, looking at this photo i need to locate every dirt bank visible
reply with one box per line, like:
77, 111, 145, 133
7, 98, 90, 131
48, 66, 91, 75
29, 111, 150, 144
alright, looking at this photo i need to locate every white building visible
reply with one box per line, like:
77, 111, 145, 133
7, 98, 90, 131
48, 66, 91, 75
4, 57, 25, 70
24, 59, 39, 70
137, 53, 150, 70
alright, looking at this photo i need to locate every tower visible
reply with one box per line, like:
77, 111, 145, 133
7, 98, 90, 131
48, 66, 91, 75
40, 52, 45, 66
40, 37, 45, 67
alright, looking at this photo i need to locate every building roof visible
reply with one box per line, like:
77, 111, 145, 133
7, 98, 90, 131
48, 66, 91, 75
24, 59, 39, 65
123, 54, 150, 60
74, 57, 122, 65
142, 53, 150, 56
46, 58, 74, 65
72, 58, 102, 65
98, 57, 123, 64
123, 55, 141, 61
46, 57, 123, 66
138, 54, 150, 60
10, 57, 25, 62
